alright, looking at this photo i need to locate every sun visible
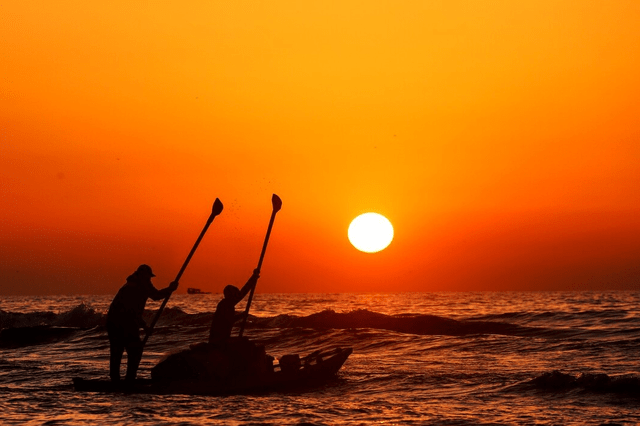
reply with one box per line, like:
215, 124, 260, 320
348, 213, 394, 253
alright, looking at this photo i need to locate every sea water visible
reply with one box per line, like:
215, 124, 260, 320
1, 292, 639, 425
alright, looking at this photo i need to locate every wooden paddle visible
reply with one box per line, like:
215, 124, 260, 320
238, 194, 282, 337
142, 198, 224, 347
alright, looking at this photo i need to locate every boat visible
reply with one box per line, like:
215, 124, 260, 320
187, 287, 211, 294
72, 346, 352, 395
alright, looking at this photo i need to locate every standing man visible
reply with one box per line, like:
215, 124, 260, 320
107, 264, 178, 382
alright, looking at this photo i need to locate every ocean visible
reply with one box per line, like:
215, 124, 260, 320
1, 291, 639, 425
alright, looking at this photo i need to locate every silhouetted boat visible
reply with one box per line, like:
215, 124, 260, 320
72, 346, 352, 395
187, 287, 210, 294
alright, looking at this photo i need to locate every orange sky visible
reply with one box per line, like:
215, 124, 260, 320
2, 1, 640, 294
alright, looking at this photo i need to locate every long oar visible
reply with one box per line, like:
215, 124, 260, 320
142, 198, 224, 347
238, 194, 282, 338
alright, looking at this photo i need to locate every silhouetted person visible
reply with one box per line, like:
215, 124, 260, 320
208, 270, 259, 347
107, 264, 178, 382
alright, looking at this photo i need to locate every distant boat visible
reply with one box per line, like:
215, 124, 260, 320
187, 288, 211, 295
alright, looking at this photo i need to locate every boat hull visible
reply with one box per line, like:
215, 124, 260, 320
73, 347, 352, 395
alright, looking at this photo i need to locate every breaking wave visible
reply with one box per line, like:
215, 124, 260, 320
0, 303, 563, 349
0, 303, 104, 329
0, 303, 105, 348
251, 309, 544, 337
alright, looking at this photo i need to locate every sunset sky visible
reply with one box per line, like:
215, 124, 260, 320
2, 1, 639, 295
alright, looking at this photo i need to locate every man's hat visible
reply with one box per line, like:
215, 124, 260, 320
137, 264, 156, 277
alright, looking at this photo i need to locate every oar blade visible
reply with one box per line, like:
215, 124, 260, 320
271, 194, 282, 212
211, 198, 224, 217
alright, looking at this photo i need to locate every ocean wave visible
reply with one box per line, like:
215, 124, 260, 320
0, 303, 104, 329
0, 304, 560, 349
251, 309, 544, 338
0, 304, 206, 330
157, 307, 212, 327
0, 303, 106, 348
0, 326, 82, 349
513, 370, 640, 394
470, 308, 633, 325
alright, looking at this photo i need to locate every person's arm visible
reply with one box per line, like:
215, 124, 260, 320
238, 270, 260, 301
148, 281, 179, 301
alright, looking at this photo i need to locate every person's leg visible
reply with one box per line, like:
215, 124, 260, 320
107, 324, 125, 381
124, 330, 143, 381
